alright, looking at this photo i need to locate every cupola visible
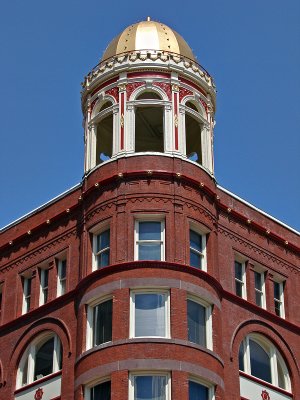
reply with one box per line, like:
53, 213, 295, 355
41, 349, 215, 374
81, 19, 216, 176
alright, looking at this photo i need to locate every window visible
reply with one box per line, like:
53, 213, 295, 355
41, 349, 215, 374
95, 101, 113, 165
135, 219, 165, 261
274, 280, 285, 318
239, 334, 290, 390
22, 276, 32, 314
130, 290, 170, 338
85, 379, 111, 400
187, 297, 212, 349
234, 260, 246, 298
254, 271, 265, 308
93, 228, 110, 269
185, 102, 203, 165
129, 373, 170, 400
0, 283, 3, 320
57, 259, 67, 296
87, 298, 112, 349
39, 268, 49, 305
17, 333, 62, 388
135, 91, 164, 153
189, 229, 206, 270
189, 378, 214, 400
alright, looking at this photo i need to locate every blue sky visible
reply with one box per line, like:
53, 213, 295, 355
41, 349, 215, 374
0, 0, 299, 231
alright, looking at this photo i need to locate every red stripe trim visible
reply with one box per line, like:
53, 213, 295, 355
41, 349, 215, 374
128, 72, 170, 79
179, 77, 207, 96
120, 92, 124, 150
174, 92, 179, 150
90, 77, 118, 97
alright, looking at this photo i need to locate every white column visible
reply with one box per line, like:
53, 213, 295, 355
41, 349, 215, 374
164, 104, 173, 153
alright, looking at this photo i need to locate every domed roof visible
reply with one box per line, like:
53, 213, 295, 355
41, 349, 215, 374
101, 18, 196, 62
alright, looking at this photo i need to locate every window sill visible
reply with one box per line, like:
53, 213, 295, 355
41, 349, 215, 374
15, 371, 62, 395
239, 371, 292, 397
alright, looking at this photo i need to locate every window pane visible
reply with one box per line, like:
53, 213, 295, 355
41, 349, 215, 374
139, 222, 161, 240
91, 380, 111, 400
274, 282, 280, 299
97, 230, 110, 251
189, 381, 208, 400
134, 375, 166, 400
274, 301, 281, 316
254, 272, 262, 290
235, 261, 243, 280
97, 249, 110, 268
34, 338, 54, 380
135, 106, 164, 153
277, 357, 286, 389
93, 299, 112, 346
60, 260, 67, 279
249, 339, 271, 383
255, 291, 262, 307
190, 230, 202, 252
139, 243, 161, 260
235, 281, 243, 297
239, 341, 245, 371
187, 300, 206, 346
190, 250, 202, 268
135, 294, 165, 337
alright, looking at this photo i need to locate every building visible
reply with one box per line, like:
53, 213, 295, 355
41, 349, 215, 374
0, 18, 299, 400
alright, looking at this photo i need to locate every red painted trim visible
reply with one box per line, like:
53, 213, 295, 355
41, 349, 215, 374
241, 397, 250, 400
90, 77, 118, 97
179, 77, 207, 96
239, 371, 293, 397
120, 92, 124, 150
14, 371, 61, 394
51, 397, 61, 400
128, 72, 170, 79
174, 92, 179, 150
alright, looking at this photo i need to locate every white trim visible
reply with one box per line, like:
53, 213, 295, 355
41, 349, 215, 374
129, 372, 171, 400
253, 270, 266, 309
189, 375, 215, 400
189, 223, 208, 272
22, 277, 32, 315
91, 224, 110, 271
130, 289, 170, 339
134, 217, 165, 261
234, 260, 247, 299
273, 280, 285, 319
57, 259, 67, 297
187, 295, 213, 350
84, 377, 111, 400
39, 268, 49, 306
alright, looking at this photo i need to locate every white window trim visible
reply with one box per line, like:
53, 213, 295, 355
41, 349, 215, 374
84, 376, 111, 400
130, 289, 170, 339
39, 268, 49, 306
16, 332, 61, 389
134, 217, 165, 261
254, 269, 266, 309
57, 259, 67, 297
239, 334, 291, 391
234, 259, 247, 299
273, 279, 285, 318
22, 276, 32, 315
189, 375, 215, 400
189, 222, 208, 272
86, 295, 113, 350
90, 223, 110, 271
187, 295, 213, 351
129, 371, 171, 400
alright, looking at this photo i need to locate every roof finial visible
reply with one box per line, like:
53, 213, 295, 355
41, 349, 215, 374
147, 16, 151, 21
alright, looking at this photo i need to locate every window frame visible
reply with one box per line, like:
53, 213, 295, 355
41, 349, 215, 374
188, 376, 215, 400
130, 289, 170, 339
189, 222, 208, 272
239, 333, 291, 391
57, 258, 67, 297
129, 371, 171, 400
84, 376, 111, 400
39, 268, 49, 306
134, 217, 165, 261
187, 295, 213, 350
22, 276, 32, 314
86, 295, 113, 350
0, 282, 3, 322
253, 269, 266, 309
234, 259, 247, 299
17, 332, 62, 388
93, 101, 114, 165
91, 223, 111, 271
273, 279, 285, 318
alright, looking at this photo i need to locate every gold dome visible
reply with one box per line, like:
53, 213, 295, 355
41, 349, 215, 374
101, 18, 196, 62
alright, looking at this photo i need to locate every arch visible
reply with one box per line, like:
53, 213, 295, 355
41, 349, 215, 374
91, 96, 116, 119
130, 84, 169, 102
182, 96, 207, 120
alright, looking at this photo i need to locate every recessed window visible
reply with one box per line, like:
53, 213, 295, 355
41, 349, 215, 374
93, 228, 110, 270
129, 373, 170, 400
39, 268, 49, 306
254, 271, 265, 308
274, 281, 285, 318
239, 334, 290, 390
189, 229, 206, 270
17, 333, 62, 388
135, 219, 165, 261
22, 276, 32, 314
85, 379, 111, 400
185, 103, 202, 164
187, 298, 212, 349
87, 298, 113, 349
96, 101, 113, 165
189, 378, 214, 400
234, 260, 246, 298
57, 259, 67, 296
130, 290, 169, 338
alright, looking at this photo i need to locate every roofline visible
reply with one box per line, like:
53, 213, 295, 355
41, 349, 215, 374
0, 183, 81, 233
217, 185, 300, 236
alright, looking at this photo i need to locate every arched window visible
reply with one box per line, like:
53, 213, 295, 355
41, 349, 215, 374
239, 334, 290, 391
135, 91, 164, 153
185, 101, 203, 165
95, 101, 114, 165
17, 332, 62, 388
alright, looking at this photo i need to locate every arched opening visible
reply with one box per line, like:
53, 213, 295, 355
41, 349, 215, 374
185, 112, 202, 164
96, 101, 113, 165
135, 91, 164, 153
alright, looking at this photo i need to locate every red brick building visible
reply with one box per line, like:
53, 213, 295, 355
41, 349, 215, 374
0, 19, 299, 400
